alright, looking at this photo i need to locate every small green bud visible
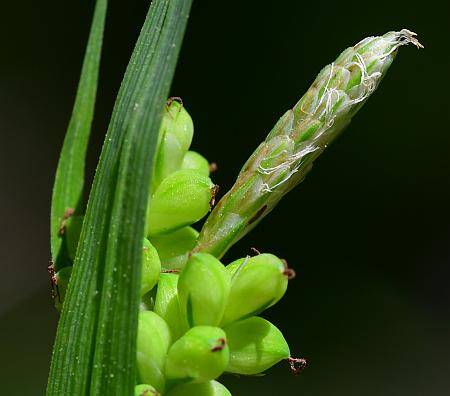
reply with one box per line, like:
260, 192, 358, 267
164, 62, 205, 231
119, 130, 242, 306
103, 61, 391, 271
181, 151, 210, 177
154, 273, 189, 340
141, 238, 161, 295
64, 215, 83, 261
135, 384, 160, 396
137, 311, 172, 392
150, 227, 198, 270
178, 253, 231, 327
165, 381, 231, 396
224, 316, 290, 375
147, 169, 216, 236
221, 253, 289, 325
165, 326, 229, 386
153, 100, 194, 189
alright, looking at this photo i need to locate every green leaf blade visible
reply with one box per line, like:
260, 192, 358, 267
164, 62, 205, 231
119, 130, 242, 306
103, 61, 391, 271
50, 0, 107, 270
91, 2, 193, 393
47, 0, 192, 395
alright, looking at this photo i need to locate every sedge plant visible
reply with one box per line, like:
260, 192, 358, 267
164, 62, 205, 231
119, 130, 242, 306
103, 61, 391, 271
47, 0, 422, 394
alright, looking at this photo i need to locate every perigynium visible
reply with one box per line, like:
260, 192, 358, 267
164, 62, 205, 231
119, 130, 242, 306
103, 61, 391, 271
50, 23, 421, 396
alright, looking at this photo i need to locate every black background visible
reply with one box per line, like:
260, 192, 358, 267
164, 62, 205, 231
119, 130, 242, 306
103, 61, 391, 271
1, 0, 449, 394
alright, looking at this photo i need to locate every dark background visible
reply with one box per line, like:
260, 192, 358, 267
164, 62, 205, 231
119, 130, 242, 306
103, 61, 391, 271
1, 0, 449, 394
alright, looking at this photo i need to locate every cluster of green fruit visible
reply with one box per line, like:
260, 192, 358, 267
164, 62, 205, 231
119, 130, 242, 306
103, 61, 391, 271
56, 100, 304, 396
136, 100, 302, 395
137, 250, 297, 395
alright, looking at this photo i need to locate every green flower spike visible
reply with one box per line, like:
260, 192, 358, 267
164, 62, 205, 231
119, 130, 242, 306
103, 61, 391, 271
165, 380, 231, 396
165, 326, 229, 387
150, 226, 199, 270
152, 99, 194, 190
147, 169, 216, 236
224, 316, 290, 375
154, 273, 189, 340
221, 253, 291, 325
178, 253, 231, 327
141, 238, 161, 296
136, 311, 172, 393
135, 384, 160, 396
181, 150, 210, 177
195, 30, 423, 259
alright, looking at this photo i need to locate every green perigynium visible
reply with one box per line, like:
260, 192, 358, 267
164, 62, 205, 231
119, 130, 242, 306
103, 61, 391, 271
165, 326, 229, 386
147, 169, 216, 236
141, 239, 161, 295
150, 226, 199, 270
152, 100, 194, 190
181, 151, 211, 176
50, 24, 421, 396
137, 311, 172, 392
145, 98, 217, 237
178, 253, 231, 327
224, 316, 290, 375
221, 253, 289, 326
154, 273, 189, 341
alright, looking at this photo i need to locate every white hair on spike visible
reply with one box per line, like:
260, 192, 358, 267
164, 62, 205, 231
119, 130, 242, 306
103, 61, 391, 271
258, 162, 289, 175
259, 62, 340, 191
311, 63, 343, 129
259, 144, 320, 192
315, 63, 335, 117
348, 52, 382, 105
258, 143, 318, 176
257, 150, 291, 175
324, 88, 341, 126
